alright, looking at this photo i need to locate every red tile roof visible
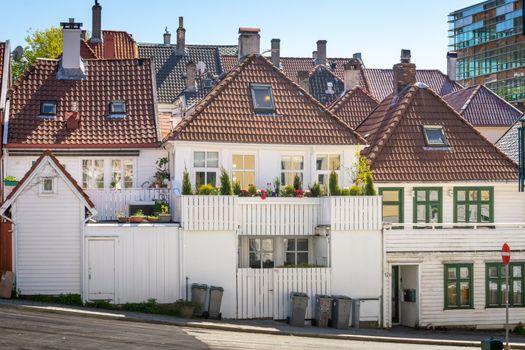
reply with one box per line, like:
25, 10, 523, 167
168, 54, 366, 145
85, 31, 138, 59
356, 84, 518, 182
443, 85, 522, 126
0, 42, 5, 89
329, 87, 379, 129
2, 150, 95, 209
7, 58, 159, 148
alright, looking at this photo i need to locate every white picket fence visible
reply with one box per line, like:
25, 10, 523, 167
87, 188, 170, 221
180, 195, 237, 231
324, 196, 382, 231
236, 268, 331, 320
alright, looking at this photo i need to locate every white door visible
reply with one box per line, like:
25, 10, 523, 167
88, 240, 115, 300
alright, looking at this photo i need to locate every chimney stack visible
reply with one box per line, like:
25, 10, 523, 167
185, 61, 196, 92
238, 27, 260, 61
58, 19, 86, 80
271, 38, 280, 68
91, 0, 102, 44
447, 52, 458, 81
297, 70, 310, 94
176, 17, 185, 55
392, 49, 416, 93
343, 58, 362, 90
163, 27, 171, 45
65, 111, 80, 130
316, 40, 327, 66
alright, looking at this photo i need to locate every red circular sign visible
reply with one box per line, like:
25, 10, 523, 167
501, 243, 511, 266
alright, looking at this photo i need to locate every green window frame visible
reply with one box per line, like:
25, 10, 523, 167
453, 187, 494, 224
486, 262, 525, 308
444, 264, 473, 309
379, 188, 404, 224
413, 187, 443, 224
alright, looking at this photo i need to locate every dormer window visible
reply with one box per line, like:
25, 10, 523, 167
423, 126, 448, 147
40, 101, 57, 118
110, 101, 127, 118
250, 84, 275, 114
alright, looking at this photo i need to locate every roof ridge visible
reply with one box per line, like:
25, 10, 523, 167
329, 86, 379, 113
478, 84, 525, 116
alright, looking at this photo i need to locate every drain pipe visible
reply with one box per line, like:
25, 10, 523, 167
186, 276, 189, 301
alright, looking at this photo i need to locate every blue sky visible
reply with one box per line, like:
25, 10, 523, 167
0, 0, 475, 71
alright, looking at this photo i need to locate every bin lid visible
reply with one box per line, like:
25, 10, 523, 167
210, 286, 224, 291
291, 292, 308, 298
316, 294, 332, 299
191, 283, 208, 289
331, 295, 351, 300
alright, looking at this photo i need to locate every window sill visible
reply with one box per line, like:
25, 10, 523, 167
443, 307, 474, 310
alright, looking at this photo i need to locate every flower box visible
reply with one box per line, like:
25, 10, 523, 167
3, 180, 18, 187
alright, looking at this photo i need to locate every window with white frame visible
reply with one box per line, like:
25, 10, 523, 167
39, 177, 56, 195
281, 156, 304, 187
316, 154, 341, 187
194, 151, 219, 188
111, 159, 134, 188
232, 154, 255, 189
284, 238, 309, 266
249, 238, 274, 269
82, 160, 105, 189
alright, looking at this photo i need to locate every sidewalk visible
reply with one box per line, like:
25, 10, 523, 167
1, 298, 524, 348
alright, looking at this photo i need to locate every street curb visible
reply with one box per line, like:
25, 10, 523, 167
1, 302, 522, 348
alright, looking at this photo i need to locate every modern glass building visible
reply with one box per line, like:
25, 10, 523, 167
448, 0, 525, 110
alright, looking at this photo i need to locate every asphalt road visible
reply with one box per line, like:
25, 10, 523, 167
0, 306, 473, 350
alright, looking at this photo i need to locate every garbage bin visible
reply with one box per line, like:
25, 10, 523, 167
191, 283, 208, 316
314, 294, 332, 328
481, 337, 503, 350
205, 286, 223, 320
352, 298, 360, 328
0, 271, 13, 299
331, 295, 352, 329
288, 292, 309, 327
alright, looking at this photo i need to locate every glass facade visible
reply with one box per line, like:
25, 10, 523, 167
448, 0, 525, 109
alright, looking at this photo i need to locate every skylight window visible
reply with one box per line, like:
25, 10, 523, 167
250, 84, 275, 114
40, 101, 57, 117
110, 101, 127, 118
423, 126, 448, 147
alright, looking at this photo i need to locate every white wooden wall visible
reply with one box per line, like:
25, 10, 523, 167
180, 196, 237, 231
84, 224, 180, 304
324, 196, 382, 231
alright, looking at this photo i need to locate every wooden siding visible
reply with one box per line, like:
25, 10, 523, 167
324, 196, 382, 231
180, 196, 237, 231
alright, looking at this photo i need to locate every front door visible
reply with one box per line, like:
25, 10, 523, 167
391, 265, 400, 324
88, 240, 115, 300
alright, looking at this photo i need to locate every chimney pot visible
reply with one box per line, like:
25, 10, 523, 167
186, 61, 196, 92
91, 0, 102, 44
176, 16, 185, 55
271, 38, 280, 68
343, 58, 362, 90
393, 49, 416, 93
312, 51, 317, 60
297, 70, 310, 94
163, 27, 171, 45
316, 40, 327, 66
400, 49, 411, 63
447, 52, 458, 81
238, 27, 260, 61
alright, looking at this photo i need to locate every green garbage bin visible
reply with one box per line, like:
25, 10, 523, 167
191, 283, 208, 316
481, 337, 503, 350
314, 294, 332, 328
288, 292, 308, 327
331, 295, 352, 329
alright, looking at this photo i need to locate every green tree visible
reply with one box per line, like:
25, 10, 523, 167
293, 174, 302, 190
12, 27, 63, 82
219, 167, 232, 195
182, 168, 193, 195
328, 170, 341, 195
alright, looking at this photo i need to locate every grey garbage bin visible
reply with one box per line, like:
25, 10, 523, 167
205, 286, 223, 320
288, 292, 309, 327
314, 294, 332, 328
0, 271, 13, 299
191, 283, 208, 316
331, 295, 352, 329
352, 298, 360, 328
481, 337, 503, 350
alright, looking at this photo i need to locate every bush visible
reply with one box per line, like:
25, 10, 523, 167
84, 300, 117, 310
349, 185, 363, 196
121, 298, 160, 314
56, 293, 83, 306
248, 184, 257, 197
197, 184, 217, 195
280, 185, 295, 197
233, 180, 241, 195
154, 200, 169, 214
182, 168, 193, 195
363, 173, 377, 195
329, 171, 341, 195
309, 182, 321, 197
293, 175, 302, 190
273, 178, 281, 197
219, 167, 233, 195
515, 322, 525, 335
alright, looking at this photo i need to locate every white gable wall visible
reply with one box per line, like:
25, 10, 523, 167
13, 162, 84, 295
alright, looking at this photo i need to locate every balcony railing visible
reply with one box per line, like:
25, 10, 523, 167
87, 188, 171, 221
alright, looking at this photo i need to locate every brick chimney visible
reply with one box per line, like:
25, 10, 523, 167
163, 27, 171, 45
57, 19, 86, 80
447, 52, 457, 81
271, 38, 280, 68
316, 40, 327, 66
343, 58, 362, 90
393, 49, 416, 93
238, 27, 260, 61
176, 17, 185, 55
65, 111, 80, 130
297, 70, 310, 94
186, 61, 196, 92
91, 0, 102, 44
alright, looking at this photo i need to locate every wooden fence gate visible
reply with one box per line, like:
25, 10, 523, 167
0, 222, 13, 271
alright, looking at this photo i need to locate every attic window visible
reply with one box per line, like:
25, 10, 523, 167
423, 126, 448, 147
250, 84, 275, 114
110, 101, 127, 118
39, 177, 57, 195
40, 101, 57, 117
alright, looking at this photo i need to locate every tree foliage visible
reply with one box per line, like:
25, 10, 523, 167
182, 168, 193, 195
219, 167, 233, 195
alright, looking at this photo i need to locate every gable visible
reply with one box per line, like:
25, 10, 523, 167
309, 66, 345, 106
330, 87, 379, 129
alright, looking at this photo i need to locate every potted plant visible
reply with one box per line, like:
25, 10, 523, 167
116, 212, 128, 223
129, 209, 146, 223
155, 200, 170, 223
3, 176, 18, 187
174, 299, 197, 318
151, 157, 170, 188
147, 216, 159, 223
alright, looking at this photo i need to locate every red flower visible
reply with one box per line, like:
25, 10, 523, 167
294, 189, 304, 198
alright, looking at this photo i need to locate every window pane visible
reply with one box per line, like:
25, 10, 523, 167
456, 204, 466, 222
448, 267, 457, 280
318, 174, 327, 185
41, 102, 56, 114
489, 281, 499, 304
249, 252, 261, 268
261, 253, 274, 268
194, 152, 205, 167
249, 239, 260, 252
43, 179, 53, 192
206, 172, 217, 186
206, 152, 219, 168
513, 280, 522, 305
111, 160, 122, 189
469, 190, 478, 201
329, 155, 340, 170
111, 102, 126, 113
297, 252, 308, 265
261, 239, 273, 252
94, 160, 104, 188
284, 239, 294, 251
383, 205, 400, 223
460, 267, 469, 279
285, 253, 295, 265
252, 85, 274, 110
514, 266, 522, 278
292, 156, 304, 170
244, 155, 255, 169
124, 160, 133, 188
481, 190, 490, 201
195, 172, 206, 188
447, 282, 457, 306
416, 191, 425, 201
296, 239, 308, 251
424, 128, 446, 145
430, 203, 440, 223
244, 172, 255, 188
232, 155, 243, 170
281, 157, 291, 170
460, 281, 470, 306
232, 171, 242, 185
468, 205, 478, 222
429, 190, 439, 201
382, 190, 399, 202
316, 155, 328, 171
82, 160, 90, 188
457, 190, 466, 201
488, 266, 499, 278
481, 204, 490, 222
416, 204, 426, 222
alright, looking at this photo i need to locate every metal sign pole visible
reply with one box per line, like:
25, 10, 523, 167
505, 263, 510, 350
